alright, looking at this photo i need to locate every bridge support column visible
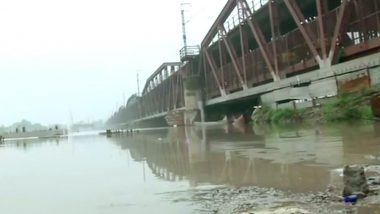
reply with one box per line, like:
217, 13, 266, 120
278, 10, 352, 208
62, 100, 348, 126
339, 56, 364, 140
184, 76, 204, 126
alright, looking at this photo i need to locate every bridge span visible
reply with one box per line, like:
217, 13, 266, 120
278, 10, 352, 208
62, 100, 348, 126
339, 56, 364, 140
108, 0, 380, 127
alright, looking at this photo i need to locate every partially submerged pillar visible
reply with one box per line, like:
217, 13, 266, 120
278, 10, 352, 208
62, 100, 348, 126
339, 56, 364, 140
183, 75, 204, 125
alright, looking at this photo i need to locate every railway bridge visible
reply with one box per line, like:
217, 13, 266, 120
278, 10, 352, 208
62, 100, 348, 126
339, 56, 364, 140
108, 0, 380, 127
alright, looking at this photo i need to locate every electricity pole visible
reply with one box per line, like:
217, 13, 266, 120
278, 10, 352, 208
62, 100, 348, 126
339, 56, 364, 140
181, 3, 191, 53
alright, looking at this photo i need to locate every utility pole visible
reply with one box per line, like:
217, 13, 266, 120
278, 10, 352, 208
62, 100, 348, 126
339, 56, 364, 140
181, 3, 191, 53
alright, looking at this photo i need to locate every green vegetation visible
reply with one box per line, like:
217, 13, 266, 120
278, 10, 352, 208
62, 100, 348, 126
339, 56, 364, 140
270, 108, 303, 123
252, 106, 305, 124
253, 89, 378, 124
322, 92, 374, 122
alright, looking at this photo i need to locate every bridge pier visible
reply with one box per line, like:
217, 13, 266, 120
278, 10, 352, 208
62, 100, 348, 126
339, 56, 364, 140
184, 76, 204, 125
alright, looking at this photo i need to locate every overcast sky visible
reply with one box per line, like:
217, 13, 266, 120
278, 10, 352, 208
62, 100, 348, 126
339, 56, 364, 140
0, 0, 226, 126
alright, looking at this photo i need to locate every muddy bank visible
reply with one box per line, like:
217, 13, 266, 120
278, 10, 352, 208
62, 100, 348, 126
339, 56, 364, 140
186, 184, 380, 213
188, 186, 331, 214
173, 165, 380, 214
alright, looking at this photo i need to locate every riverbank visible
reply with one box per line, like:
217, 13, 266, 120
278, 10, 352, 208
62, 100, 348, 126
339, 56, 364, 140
187, 179, 380, 214
252, 89, 380, 125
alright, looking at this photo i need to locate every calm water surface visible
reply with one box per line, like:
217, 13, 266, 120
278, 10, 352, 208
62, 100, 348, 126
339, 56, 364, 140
1, 123, 380, 213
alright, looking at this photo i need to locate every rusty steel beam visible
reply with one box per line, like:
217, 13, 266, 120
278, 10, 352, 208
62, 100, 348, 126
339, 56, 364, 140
239, 27, 247, 84
218, 25, 247, 89
354, 0, 368, 42
268, 0, 280, 76
237, 2, 247, 85
316, 0, 328, 60
204, 48, 226, 96
142, 62, 181, 95
201, 0, 236, 47
328, 0, 353, 63
284, 0, 321, 64
344, 37, 380, 57
239, 0, 279, 81
202, 53, 210, 98
218, 38, 225, 88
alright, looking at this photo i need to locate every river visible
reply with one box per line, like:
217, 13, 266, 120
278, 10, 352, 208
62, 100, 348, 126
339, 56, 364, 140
1, 122, 380, 213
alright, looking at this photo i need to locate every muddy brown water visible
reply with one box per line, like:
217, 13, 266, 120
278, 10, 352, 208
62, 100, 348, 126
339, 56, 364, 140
0, 122, 380, 213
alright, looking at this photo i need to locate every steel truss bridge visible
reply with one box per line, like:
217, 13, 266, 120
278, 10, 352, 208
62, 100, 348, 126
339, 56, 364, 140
108, 0, 380, 126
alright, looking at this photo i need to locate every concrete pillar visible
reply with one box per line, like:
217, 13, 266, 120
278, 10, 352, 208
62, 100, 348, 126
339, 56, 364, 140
183, 75, 204, 125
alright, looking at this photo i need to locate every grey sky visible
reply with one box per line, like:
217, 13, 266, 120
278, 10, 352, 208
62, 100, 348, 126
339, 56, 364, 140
0, 0, 225, 126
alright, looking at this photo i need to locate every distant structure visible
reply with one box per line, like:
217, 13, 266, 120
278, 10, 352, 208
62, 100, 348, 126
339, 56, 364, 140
109, 0, 380, 127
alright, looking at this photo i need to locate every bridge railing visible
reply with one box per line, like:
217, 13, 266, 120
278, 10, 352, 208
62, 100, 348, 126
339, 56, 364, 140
180, 46, 200, 62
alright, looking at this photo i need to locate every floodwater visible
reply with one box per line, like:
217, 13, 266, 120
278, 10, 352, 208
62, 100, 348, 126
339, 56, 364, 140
1, 123, 380, 213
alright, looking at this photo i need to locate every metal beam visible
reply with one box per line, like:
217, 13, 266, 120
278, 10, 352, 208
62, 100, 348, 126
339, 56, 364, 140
328, 0, 352, 63
239, 0, 279, 81
201, 0, 237, 47
284, 0, 322, 64
268, 0, 280, 76
354, 0, 368, 42
202, 53, 210, 99
218, 38, 225, 89
316, 0, 328, 60
218, 25, 248, 89
237, 2, 247, 85
204, 49, 226, 96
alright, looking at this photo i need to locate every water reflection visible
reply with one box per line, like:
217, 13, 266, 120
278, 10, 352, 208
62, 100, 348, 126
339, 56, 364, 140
1, 138, 64, 150
109, 122, 380, 193
0, 123, 379, 213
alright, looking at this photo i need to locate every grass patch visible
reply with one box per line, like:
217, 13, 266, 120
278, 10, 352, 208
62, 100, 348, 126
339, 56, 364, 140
322, 92, 374, 122
253, 90, 377, 124
252, 106, 304, 124
270, 108, 301, 123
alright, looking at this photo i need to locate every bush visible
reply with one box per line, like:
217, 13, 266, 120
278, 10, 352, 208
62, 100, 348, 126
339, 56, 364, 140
359, 105, 374, 120
251, 106, 272, 123
252, 106, 303, 124
322, 93, 374, 121
271, 108, 300, 123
